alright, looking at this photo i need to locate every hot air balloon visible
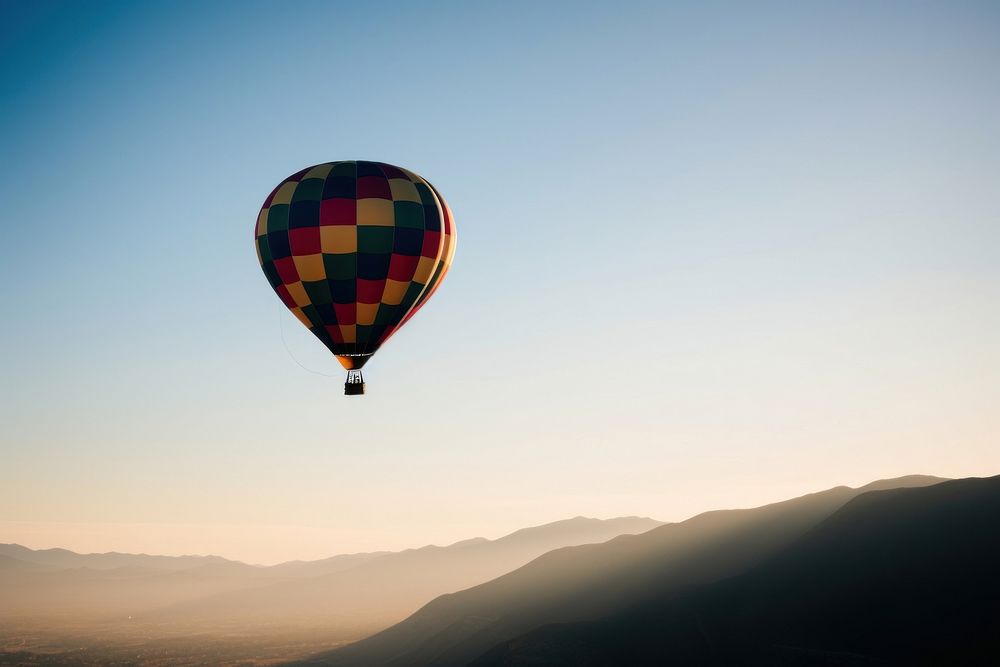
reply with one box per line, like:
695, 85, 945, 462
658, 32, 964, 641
254, 161, 456, 394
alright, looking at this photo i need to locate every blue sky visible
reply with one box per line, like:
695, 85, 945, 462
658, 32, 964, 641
2, 1, 998, 562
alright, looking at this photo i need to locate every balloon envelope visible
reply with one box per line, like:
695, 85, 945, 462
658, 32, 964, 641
255, 161, 455, 370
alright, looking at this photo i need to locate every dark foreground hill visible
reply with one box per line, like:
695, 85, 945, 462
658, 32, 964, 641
473, 475, 1000, 666
302, 475, 944, 666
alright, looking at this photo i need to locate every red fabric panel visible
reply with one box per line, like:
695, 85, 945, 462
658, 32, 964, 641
378, 164, 409, 180
273, 257, 300, 284
420, 231, 441, 258
275, 284, 297, 309
325, 325, 344, 344
356, 176, 391, 199
288, 227, 321, 255
320, 198, 356, 226
333, 302, 357, 325
357, 279, 385, 304
387, 254, 419, 281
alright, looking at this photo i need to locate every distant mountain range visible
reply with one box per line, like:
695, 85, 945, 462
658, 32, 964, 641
300, 475, 957, 666
8, 474, 998, 666
0, 543, 236, 571
0, 515, 662, 643
138, 515, 663, 636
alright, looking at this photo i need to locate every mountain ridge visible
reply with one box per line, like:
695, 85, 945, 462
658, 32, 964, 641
472, 475, 1000, 665
1, 515, 664, 649
140, 516, 664, 636
301, 474, 947, 666
1, 515, 663, 572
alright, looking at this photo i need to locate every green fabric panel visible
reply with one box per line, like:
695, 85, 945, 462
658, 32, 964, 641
301, 304, 323, 329
357, 226, 394, 254
396, 281, 426, 313
322, 253, 356, 280
374, 303, 398, 326
355, 324, 374, 349
327, 161, 357, 177
261, 261, 281, 289
311, 324, 332, 347
393, 201, 425, 229
366, 325, 388, 352
415, 182, 436, 207
303, 280, 333, 305
424, 263, 446, 294
292, 178, 325, 201
257, 236, 272, 263
267, 204, 289, 232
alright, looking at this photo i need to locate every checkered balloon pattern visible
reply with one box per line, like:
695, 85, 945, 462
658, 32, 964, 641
255, 161, 456, 370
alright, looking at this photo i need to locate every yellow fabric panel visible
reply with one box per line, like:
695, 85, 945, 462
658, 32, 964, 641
286, 281, 311, 308
414, 255, 437, 284
357, 198, 395, 226
270, 181, 298, 205
320, 226, 357, 253
442, 232, 457, 267
256, 208, 268, 237
357, 301, 379, 326
339, 325, 356, 344
443, 199, 457, 244
292, 253, 325, 282
290, 307, 313, 329
303, 164, 333, 180
382, 279, 409, 305
389, 179, 421, 202
438, 200, 457, 268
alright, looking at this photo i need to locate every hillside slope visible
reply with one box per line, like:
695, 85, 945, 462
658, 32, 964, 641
303, 475, 943, 666
147, 516, 662, 635
474, 475, 1000, 666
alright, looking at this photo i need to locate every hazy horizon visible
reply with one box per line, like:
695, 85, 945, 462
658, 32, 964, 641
4, 475, 972, 666
2, 513, 665, 565
2, 1, 998, 565
0, 473, 954, 564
